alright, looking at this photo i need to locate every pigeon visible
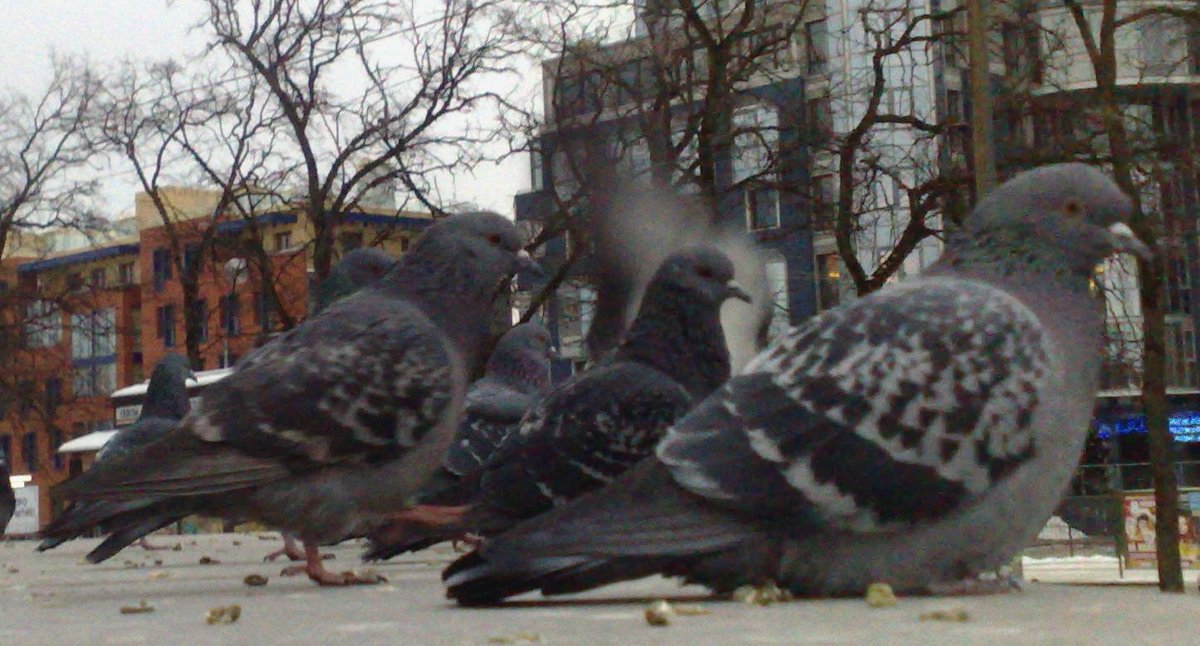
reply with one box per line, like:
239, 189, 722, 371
1, 451, 14, 535
37, 353, 196, 560
52, 212, 538, 586
312, 247, 397, 314
368, 246, 750, 558
269, 247, 396, 564
443, 163, 1149, 605
363, 321, 555, 559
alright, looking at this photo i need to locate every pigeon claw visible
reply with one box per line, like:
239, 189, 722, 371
287, 540, 384, 587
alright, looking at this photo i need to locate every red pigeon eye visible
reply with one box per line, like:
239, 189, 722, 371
487, 234, 503, 245
697, 267, 714, 279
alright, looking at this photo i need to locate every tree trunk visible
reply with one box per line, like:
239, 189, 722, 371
1139, 263, 1184, 592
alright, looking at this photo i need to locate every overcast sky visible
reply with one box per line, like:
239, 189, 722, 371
1, 0, 535, 218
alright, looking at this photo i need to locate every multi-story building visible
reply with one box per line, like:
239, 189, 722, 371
0, 188, 430, 531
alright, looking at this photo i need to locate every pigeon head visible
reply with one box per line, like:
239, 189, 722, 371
486, 321, 555, 394
960, 163, 1147, 276
314, 247, 396, 314
140, 353, 196, 421
331, 247, 395, 290
617, 246, 743, 397
648, 246, 751, 307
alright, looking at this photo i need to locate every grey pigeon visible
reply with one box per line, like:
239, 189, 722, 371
270, 247, 395, 563
53, 213, 537, 586
364, 321, 555, 559
37, 354, 196, 560
369, 247, 750, 558
443, 322, 556, 476
443, 163, 1148, 604
312, 247, 397, 314
1, 451, 13, 535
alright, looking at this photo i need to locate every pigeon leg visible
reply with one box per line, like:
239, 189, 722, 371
389, 504, 471, 526
280, 541, 386, 586
264, 533, 335, 562
137, 538, 173, 551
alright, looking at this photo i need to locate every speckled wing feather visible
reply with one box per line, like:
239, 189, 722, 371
58, 294, 457, 501
471, 363, 693, 528
441, 378, 535, 477
190, 296, 455, 463
658, 277, 1049, 531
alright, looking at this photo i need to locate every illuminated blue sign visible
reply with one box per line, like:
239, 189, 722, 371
1096, 411, 1200, 442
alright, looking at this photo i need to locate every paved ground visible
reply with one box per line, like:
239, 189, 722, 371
2, 533, 1197, 645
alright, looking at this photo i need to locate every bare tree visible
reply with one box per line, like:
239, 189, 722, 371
0, 57, 101, 264
816, 0, 969, 297
0, 57, 104, 447
197, 0, 518, 280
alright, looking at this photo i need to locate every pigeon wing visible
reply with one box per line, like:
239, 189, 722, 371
658, 276, 1050, 533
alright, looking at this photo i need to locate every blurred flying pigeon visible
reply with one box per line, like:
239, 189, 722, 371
443, 163, 1148, 604
368, 247, 750, 558
53, 213, 538, 586
37, 354, 196, 559
363, 321, 555, 559
1, 451, 14, 535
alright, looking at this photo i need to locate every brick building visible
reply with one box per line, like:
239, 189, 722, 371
0, 188, 430, 532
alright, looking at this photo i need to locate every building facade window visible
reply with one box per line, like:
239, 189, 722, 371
118, 261, 135, 285
152, 248, 172, 290
22, 432, 37, 472
765, 256, 790, 339
811, 174, 836, 231
745, 188, 781, 230
339, 231, 364, 252
89, 267, 106, 289
44, 377, 62, 416
157, 304, 177, 347
71, 308, 118, 398
194, 298, 209, 343
805, 19, 828, 75
24, 300, 62, 348
72, 309, 116, 361
1167, 317, 1199, 388
221, 294, 241, 336
274, 231, 293, 252
182, 243, 201, 270
254, 292, 276, 331
50, 428, 64, 471
817, 252, 842, 312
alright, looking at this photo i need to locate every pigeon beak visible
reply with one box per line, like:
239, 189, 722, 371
726, 280, 753, 303
187, 370, 199, 384
516, 249, 544, 278
1106, 223, 1151, 261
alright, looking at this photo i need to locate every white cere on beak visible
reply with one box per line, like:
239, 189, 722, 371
1107, 222, 1136, 240
517, 249, 532, 261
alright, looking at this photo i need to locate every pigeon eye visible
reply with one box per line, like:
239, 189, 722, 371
486, 233, 503, 246
696, 267, 714, 279
1061, 198, 1084, 219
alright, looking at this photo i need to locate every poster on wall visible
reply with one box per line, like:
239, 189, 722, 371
1123, 491, 1200, 569
5, 486, 39, 535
